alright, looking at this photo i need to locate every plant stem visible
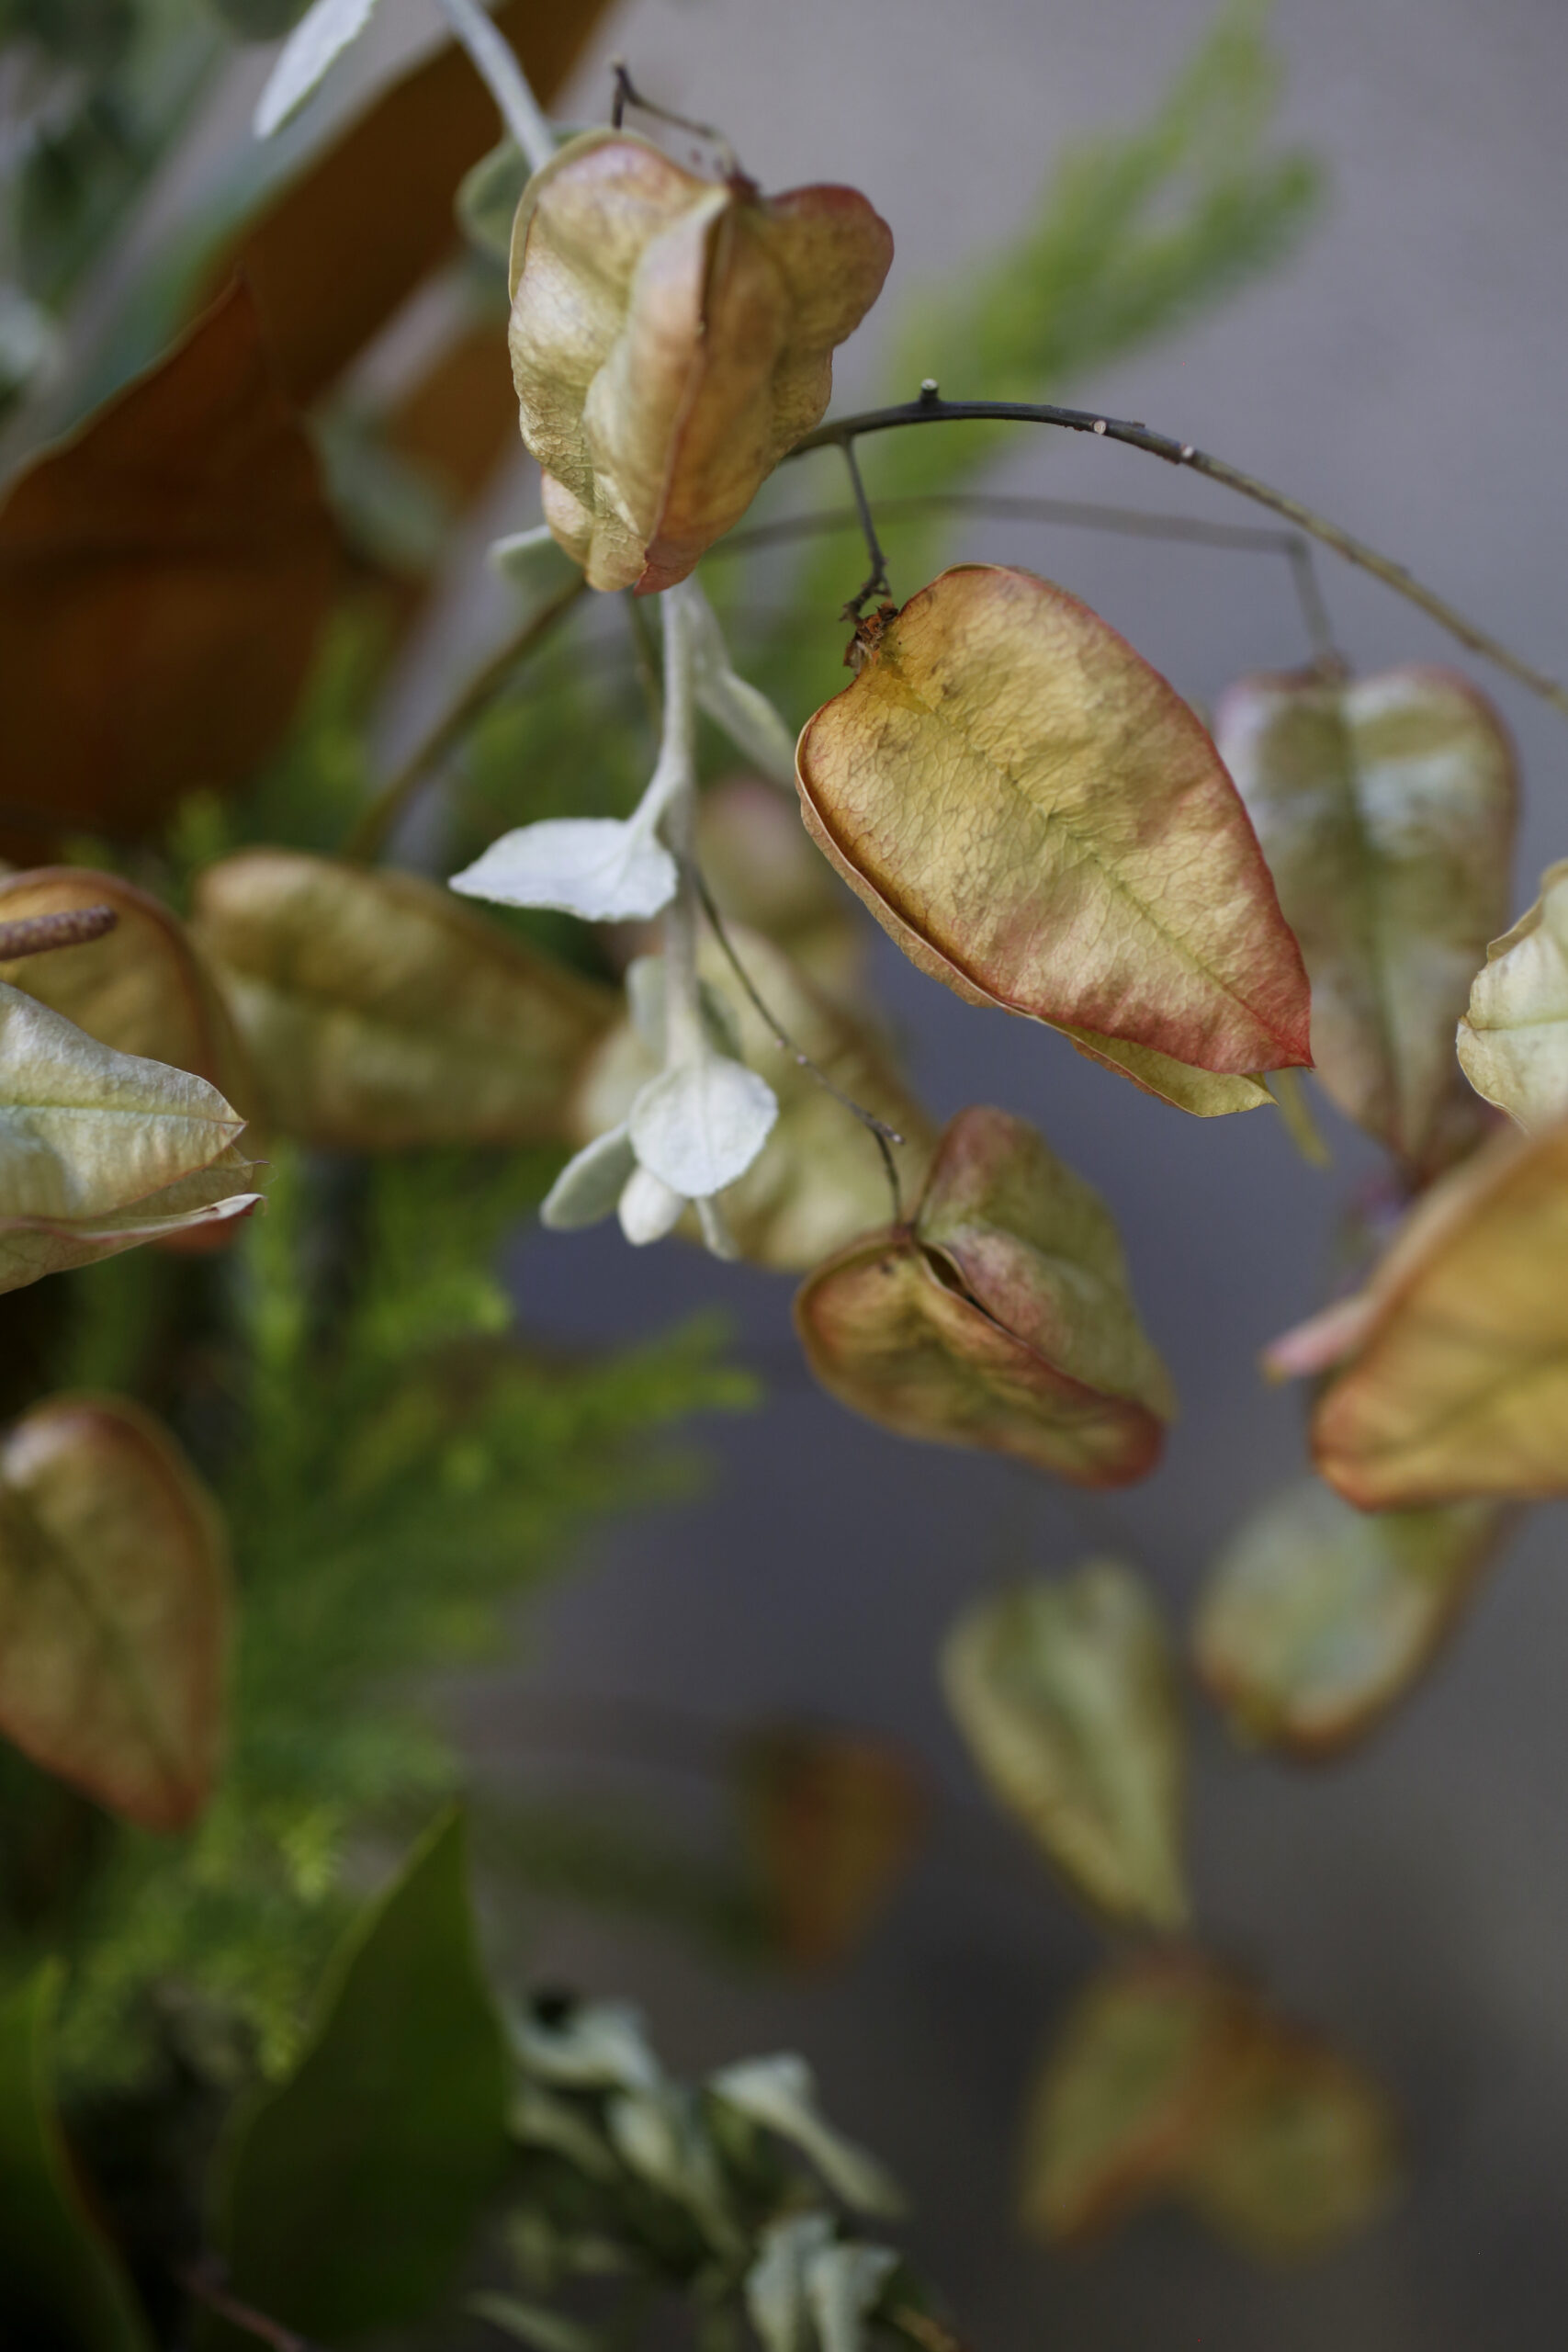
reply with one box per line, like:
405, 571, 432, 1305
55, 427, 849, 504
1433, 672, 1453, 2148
655, 582, 705, 1070
787, 393, 1568, 719
431, 0, 558, 173
712, 491, 1341, 667
0, 905, 118, 960
344, 574, 587, 863
689, 862, 907, 1224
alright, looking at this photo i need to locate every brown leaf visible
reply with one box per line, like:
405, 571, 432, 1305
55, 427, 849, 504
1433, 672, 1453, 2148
795, 568, 1311, 1093
1272, 1121, 1568, 1507
1194, 1478, 1511, 1757
508, 131, 892, 592
1181, 2020, 1400, 2260
1215, 664, 1516, 1173
0, 983, 260, 1295
1019, 1953, 1247, 2244
192, 848, 615, 1150
0, 1396, 231, 1832
737, 1722, 927, 1970
0, 282, 337, 839
211, 0, 615, 405
0, 868, 255, 1114
942, 1561, 1189, 1931
1022, 1952, 1397, 2258
794, 1105, 1173, 1486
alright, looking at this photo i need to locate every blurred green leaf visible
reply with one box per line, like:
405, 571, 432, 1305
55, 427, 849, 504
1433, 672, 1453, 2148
212, 1808, 509, 2341
0, 1963, 152, 2352
942, 1561, 1190, 1931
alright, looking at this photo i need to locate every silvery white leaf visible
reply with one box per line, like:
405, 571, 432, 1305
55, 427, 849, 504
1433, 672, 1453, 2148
629, 1054, 777, 1198
708, 2055, 904, 2218
806, 2245, 899, 2352
0, 285, 59, 401
607, 2089, 743, 2256
510, 2083, 619, 2180
449, 818, 677, 923
511, 1999, 661, 2092
488, 521, 583, 609
685, 585, 797, 788
624, 954, 744, 1062
617, 1165, 687, 1247
745, 2214, 836, 2352
254, 0, 378, 136
541, 1126, 636, 1231
694, 1195, 740, 1261
468, 2294, 603, 2352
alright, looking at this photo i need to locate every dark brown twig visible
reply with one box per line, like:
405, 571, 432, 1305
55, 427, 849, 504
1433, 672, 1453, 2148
887, 2301, 979, 2352
786, 393, 1568, 718
608, 59, 749, 185
178, 2260, 330, 2352
710, 487, 1342, 667
0, 905, 118, 961
838, 437, 892, 618
689, 861, 907, 1224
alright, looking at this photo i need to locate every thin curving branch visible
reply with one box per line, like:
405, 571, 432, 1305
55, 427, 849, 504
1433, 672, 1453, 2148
711, 489, 1341, 666
786, 389, 1568, 719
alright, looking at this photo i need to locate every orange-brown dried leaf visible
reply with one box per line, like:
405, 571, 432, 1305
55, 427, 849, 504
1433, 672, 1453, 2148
193, 849, 615, 1151
1022, 1952, 1397, 2258
0, 1396, 231, 1832
508, 131, 892, 592
795, 567, 1311, 1089
1020, 1952, 1247, 2244
1287, 1120, 1568, 1508
0, 283, 337, 839
794, 1105, 1172, 1486
0, 868, 256, 1116
738, 1722, 928, 1970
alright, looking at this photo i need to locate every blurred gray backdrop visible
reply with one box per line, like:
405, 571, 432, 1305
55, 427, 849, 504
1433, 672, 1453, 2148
414, 2, 1568, 2345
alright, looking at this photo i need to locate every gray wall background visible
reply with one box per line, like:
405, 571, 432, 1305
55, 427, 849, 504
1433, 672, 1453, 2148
429, 2, 1568, 2345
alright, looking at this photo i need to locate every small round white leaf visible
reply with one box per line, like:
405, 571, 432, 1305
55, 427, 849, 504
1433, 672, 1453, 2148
254, 0, 379, 137
617, 1165, 687, 1246
449, 819, 677, 923
629, 1055, 777, 1198
541, 1126, 636, 1231
708, 2053, 904, 2218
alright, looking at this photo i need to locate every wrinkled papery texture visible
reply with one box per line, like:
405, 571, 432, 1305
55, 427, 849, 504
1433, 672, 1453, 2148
570, 924, 936, 1269
1215, 665, 1516, 1171
0, 984, 258, 1291
216, 1813, 509, 2340
795, 568, 1311, 1088
1457, 858, 1568, 1133
507, 130, 892, 593
0, 1397, 231, 1833
193, 850, 615, 1151
1287, 1120, 1568, 1507
1021, 1953, 1396, 2256
0, 1967, 152, 2352
738, 1724, 928, 1969
942, 1562, 1189, 1930
794, 1105, 1172, 1485
1194, 1477, 1508, 1756
0, 283, 336, 838
0, 868, 256, 1114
